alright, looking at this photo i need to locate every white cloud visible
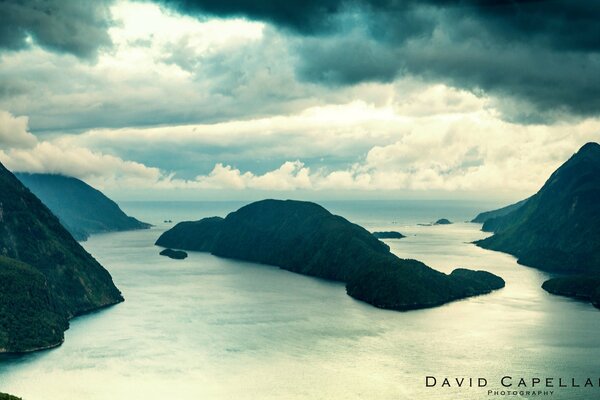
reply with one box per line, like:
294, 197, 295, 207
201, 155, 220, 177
2, 97, 599, 198
181, 161, 312, 190
0, 111, 37, 148
0, 110, 163, 189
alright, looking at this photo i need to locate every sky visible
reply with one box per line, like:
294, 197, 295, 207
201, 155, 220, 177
0, 0, 598, 201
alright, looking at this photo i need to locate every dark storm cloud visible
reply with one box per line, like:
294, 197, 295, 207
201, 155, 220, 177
156, 0, 600, 50
157, 0, 600, 120
157, 0, 346, 33
0, 0, 114, 58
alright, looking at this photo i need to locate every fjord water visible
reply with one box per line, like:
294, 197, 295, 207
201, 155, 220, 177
1, 201, 600, 400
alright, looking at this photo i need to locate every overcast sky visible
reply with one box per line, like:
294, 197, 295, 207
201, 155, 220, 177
0, 0, 598, 201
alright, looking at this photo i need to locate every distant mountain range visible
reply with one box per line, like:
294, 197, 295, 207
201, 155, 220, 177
157, 199, 504, 311
471, 198, 528, 230
0, 163, 123, 353
16, 173, 150, 241
474, 142, 600, 309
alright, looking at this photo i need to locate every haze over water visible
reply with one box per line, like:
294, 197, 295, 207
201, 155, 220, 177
1, 201, 599, 400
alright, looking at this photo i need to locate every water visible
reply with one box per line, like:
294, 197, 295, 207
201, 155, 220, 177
1, 200, 599, 400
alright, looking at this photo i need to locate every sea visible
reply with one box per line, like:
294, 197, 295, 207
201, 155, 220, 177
1, 200, 599, 400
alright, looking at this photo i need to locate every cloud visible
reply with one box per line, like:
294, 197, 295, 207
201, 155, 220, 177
0, 0, 114, 58
158, 0, 600, 121
293, 14, 600, 122
51, 99, 406, 170
157, 1, 600, 51
0, 110, 163, 188
0, 3, 326, 133
193, 161, 312, 190
1, 103, 599, 199
156, 0, 347, 34
0, 110, 37, 148
1, 141, 162, 183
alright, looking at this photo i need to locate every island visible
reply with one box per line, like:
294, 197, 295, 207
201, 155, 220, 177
372, 231, 405, 239
474, 142, 600, 309
156, 199, 504, 311
160, 248, 188, 260
16, 173, 151, 241
434, 218, 452, 225
0, 162, 123, 353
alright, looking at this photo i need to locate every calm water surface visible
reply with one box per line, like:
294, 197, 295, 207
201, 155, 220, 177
1, 201, 599, 399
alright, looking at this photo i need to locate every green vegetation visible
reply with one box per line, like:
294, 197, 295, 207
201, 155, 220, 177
476, 142, 600, 274
157, 199, 504, 311
474, 142, 600, 310
372, 231, 405, 239
542, 276, 600, 310
0, 393, 21, 400
434, 218, 452, 225
16, 173, 150, 241
0, 256, 68, 353
0, 162, 123, 353
156, 217, 223, 252
159, 248, 188, 260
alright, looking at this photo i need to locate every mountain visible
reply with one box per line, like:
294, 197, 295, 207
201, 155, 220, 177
16, 173, 150, 241
0, 162, 123, 353
156, 199, 504, 311
471, 198, 528, 228
475, 142, 600, 274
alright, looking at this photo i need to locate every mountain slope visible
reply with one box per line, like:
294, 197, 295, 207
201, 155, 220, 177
16, 173, 150, 241
476, 142, 600, 273
541, 275, 600, 310
0, 256, 67, 352
157, 199, 504, 311
471, 198, 528, 230
0, 162, 123, 352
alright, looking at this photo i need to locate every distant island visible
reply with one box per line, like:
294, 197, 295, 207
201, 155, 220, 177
0, 162, 123, 353
16, 173, 151, 241
160, 248, 188, 260
157, 199, 504, 311
372, 231, 405, 239
474, 142, 600, 309
434, 218, 452, 225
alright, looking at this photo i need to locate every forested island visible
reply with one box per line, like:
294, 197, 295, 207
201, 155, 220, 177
16, 173, 150, 241
0, 162, 123, 353
157, 199, 504, 311
372, 231, 405, 239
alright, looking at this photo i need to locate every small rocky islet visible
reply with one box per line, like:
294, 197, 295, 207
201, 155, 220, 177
159, 248, 188, 260
372, 231, 405, 239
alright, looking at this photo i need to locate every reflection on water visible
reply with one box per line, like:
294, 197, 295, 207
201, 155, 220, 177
1, 201, 599, 400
